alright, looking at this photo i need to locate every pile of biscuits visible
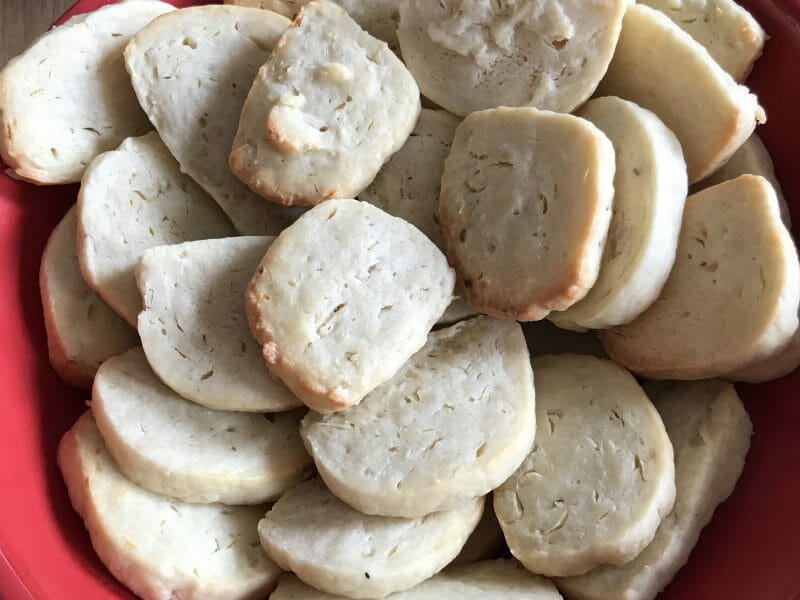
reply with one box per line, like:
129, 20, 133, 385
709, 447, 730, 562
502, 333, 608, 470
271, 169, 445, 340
3, 0, 796, 598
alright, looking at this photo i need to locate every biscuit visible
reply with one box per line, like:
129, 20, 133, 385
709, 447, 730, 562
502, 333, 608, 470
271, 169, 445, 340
271, 560, 562, 599
397, 0, 628, 116
726, 321, 800, 383
246, 199, 455, 413
439, 107, 615, 321
601, 175, 800, 380
39, 206, 138, 390
0, 0, 174, 184
495, 354, 676, 577
77, 132, 235, 325
124, 5, 302, 234
550, 97, 687, 330
258, 478, 483, 598
557, 380, 752, 600
137, 236, 302, 412
358, 109, 476, 325
58, 412, 282, 600
597, 4, 765, 183
229, 1, 420, 207
301, 316, 535, 517
223, 0, 399, 49
91, 347, 311, 504
639, 0, 764, 82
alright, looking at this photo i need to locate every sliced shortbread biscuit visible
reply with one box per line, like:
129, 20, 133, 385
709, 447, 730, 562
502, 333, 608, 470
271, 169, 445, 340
558, 380, 752, 600
550, 97, 687, 331
124, 5, 301, 234
223, 0, 399, 48
77, 132, 235, 326
451, 496, 507, 566
137, 236, 301, 412
40, 206, 138, 390
91, 347, 311, 504
601, 175, 800, 380
58, 413, 282, 600
397, 0, 628, 116
522, 321, 608, 359
639, 0, 765, 82
494, 354, 676, 577
246, 199, 455, 413
258, 478, 483, 598
726, 322, 800, 383
358, 109, 477, 324
229, 1, 420, 207
0, 0, 174, 184
597, 4, 765, 183
439, 107, 615, 321
695, 133, 791, 225
301, 316, 535, 517
271, 561, 562, 599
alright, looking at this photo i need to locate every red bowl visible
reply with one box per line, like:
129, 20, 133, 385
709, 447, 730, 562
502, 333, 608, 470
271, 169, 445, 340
1, 1, 799, 598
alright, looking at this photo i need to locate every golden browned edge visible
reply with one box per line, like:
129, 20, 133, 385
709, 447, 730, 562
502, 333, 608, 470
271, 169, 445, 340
244, 243, 352, 413
39, 216, 96, 390
692, 103, 756, 184
731, 21, 766, 83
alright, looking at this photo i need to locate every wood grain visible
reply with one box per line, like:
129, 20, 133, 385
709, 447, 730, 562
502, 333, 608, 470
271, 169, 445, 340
0, 0, 74, 68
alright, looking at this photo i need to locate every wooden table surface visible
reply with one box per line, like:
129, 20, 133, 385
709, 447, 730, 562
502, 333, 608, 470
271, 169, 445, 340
1, 0, 75, 68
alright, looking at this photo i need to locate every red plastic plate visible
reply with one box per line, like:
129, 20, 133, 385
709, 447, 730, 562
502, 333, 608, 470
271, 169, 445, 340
0, 1, 798, 598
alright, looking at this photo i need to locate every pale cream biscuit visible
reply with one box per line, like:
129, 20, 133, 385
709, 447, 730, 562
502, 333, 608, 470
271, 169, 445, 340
246, 199, 455, 413
124, 5, 302, 234
397, 0, 628, 116
77, 132, 235, 325
639, 0, 764, 82
91, 347, 311, 505
439, 107, 615, 321
229, 1, 420, 207
495, 354, 676, 577
58, 412, 282, 600
726, 322, 800, 383
597, 4, 765, 183
557, 380, 752, 600
601, 175, 800, 380
137, 236, 302, 412
0, 0, 174, 184
301, 316, 535, 517
271, 561, 562, 599
40, 206, 138, 390
258, 478, 483, 598
550, 97, 687, 331
222, 0, 399, 49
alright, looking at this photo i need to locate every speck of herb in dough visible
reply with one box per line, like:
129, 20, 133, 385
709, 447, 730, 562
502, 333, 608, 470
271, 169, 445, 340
365, 572, 371, 579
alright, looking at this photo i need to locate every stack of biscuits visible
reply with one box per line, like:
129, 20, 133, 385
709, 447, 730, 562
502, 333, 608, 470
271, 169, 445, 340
3, 0, 794, 598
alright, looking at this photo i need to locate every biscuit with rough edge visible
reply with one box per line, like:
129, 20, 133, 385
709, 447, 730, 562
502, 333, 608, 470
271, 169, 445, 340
597, 4, 765, 184
271, 561, 562, 599
550, 97, 687, 331
137, 236, 302, 412
601, 175, 800, 380
124, 5, 301, 234
301, 316, 535, 517
557, 380, 752, 600
639, 0, 764, 82
258, 478, 483, 599
495, 354, 676, 578
0, 0, 174, 184
694, 134, 791, 225
358, 108, 476, 325
223, 0, 399, 49
440, 107, 615, 321
40, 206, 138, 390
229, 1, 420, 207
397, 0, 627, 117
246, 199, 455, 413
58, 413, 282, 600
77, 132, 235, 326
92, 347, 311, 505
451, 496, 507, 566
